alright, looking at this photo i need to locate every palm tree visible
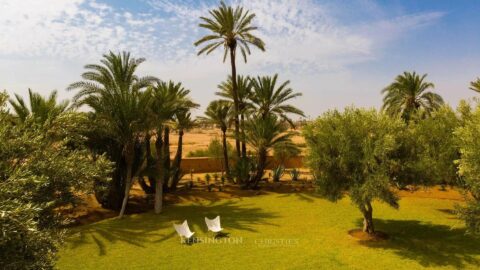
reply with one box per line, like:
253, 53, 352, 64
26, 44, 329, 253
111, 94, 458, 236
244, 114, 295, 188
382, 71, 444, 121
249, 74, 305, 126
216, 75, 253, 157
195, 1, 265, 158
470, 78, 480, 93
68, 51, 157, 218
149, 81, 197, 213
200, 100, 232, 174
170, 110, 196, 191
9, 89, 69, 123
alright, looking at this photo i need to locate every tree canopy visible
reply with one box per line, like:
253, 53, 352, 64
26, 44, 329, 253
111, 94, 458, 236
382, 71, 444, 121
304, 108, 404, 233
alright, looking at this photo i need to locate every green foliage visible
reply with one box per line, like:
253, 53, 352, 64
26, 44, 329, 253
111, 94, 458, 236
382, 71, 444, 121
216, 75, 253, 112
69, 51, 156, 143
249, 74, 305, 126
0, 197, 58, 270
198, 101, 233, 173
272, 165, 285, 182
455, 104, 480, 234
273, 141, 301, 166
68, 51, 157, 213
409, 106, 460, 186
245, 114, 295, 186
205, 174, 211, 185
199, 100, 232, 132
245, 114, 295, 156
194, 1, 265, 63
9, 88, 69, 124
385, 106, 461, 190
470, 78, 480, 93
290, 168, 300, 181
304, 107, 403, 232
0, 97, 111, 269
230, 157, 255, 184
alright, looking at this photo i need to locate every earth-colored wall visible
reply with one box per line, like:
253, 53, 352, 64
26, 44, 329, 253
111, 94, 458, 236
180, 156, 305, 173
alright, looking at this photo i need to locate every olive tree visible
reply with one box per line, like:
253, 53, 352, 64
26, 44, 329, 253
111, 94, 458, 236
455, 104, 480, 234
303, 108, 403, 234
0, 94, 111, 268
410, 106, 460, 186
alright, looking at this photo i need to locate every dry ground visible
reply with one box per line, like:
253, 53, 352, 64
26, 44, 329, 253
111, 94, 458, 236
169, 128, 306, 157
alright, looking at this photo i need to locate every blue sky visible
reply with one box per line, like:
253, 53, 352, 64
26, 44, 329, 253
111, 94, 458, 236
0, 0, 479, 118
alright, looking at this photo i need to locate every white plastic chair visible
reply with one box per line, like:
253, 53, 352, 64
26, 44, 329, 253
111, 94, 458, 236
205, 216, 223, 233
173, 220, 195, 240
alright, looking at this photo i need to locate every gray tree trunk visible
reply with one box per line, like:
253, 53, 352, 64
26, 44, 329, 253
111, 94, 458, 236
229, 45, 241, 158
118, 143, 134, 218
154, 129, 164, 214
362, 201, 375, 234
222, 129, 230, 174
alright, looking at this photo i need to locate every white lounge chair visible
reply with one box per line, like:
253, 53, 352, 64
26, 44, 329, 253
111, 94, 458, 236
205, 216, 223, 234
173, 220, 195, 240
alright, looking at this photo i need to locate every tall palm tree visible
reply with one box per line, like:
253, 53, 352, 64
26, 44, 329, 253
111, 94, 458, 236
149, 81, 197, 213
68, 51, 157, 218
249, 74, 305, 126
382, 71, 444, 121
470, 78, 480, 93
195, 1, 265, 158
9, 89, 69, 123
216, 75, 253, 157
170, 110, 196, 191
199, 100, 232, 174
244, 114, 295, 188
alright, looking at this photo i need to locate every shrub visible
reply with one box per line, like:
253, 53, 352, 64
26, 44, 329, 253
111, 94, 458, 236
290, 168, 300, 181
272, 165, 285, 182
231, 157, 255, 184
0, 97, 112, 268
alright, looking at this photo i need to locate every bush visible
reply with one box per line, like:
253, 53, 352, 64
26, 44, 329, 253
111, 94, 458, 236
0, 98, 112, 268
231, 157, 255, 184
290, 169, 300, 181
272, 165, 285, 182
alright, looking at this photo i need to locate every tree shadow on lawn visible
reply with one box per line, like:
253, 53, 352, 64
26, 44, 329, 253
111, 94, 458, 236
355, 218, 480, 268
275, 192, 323, 203
67, 200, 279, 256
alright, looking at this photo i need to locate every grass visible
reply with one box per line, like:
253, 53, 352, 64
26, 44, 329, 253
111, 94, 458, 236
58, 193, 480, 269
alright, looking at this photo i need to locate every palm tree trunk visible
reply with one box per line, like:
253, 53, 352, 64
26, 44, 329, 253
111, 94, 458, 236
170, 129, 184, 191
241, 112, 247, 158
229, 46, 241, 158
154, 129, 164, 214
162, 126, 171, 192
139, 134, 155, 194
252, 148, 267, 188
118, 142, 135, 218
222, 129, 230, 174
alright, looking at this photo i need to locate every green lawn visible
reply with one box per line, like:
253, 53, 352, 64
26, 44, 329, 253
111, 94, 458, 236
58, 193, 480, 269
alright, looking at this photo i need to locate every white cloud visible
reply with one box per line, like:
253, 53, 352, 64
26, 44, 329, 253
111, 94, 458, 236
0, 0, 161, 59
0, 0, 448, 117
356, 11, 445, 45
